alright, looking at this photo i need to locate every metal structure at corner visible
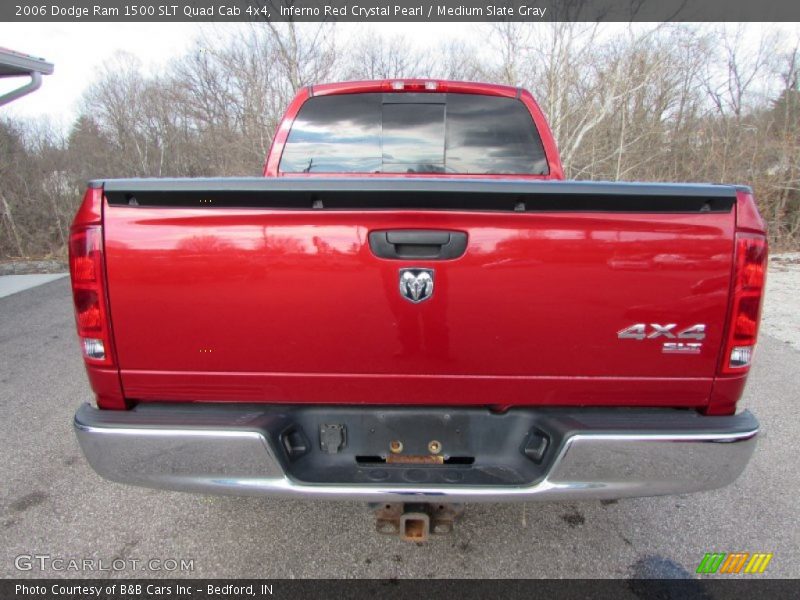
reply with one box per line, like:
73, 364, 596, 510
0, 47, 53, 106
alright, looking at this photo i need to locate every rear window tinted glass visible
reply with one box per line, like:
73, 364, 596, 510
279, 92, 548, 175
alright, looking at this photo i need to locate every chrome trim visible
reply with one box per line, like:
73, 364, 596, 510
74, 405, 758, 503
399, 268, 434, 303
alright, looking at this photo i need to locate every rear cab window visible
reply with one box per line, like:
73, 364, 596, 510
279, 92, 549, 175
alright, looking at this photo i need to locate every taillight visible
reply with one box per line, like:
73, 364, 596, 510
69, 188, 114, 366
721, 233, 767, 373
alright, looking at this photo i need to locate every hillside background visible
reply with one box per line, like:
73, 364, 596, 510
1, 22, 798, 259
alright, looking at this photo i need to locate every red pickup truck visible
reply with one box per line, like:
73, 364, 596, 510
71, 80, 765, 540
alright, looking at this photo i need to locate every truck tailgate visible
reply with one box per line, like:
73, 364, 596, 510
101, 178, 736, 407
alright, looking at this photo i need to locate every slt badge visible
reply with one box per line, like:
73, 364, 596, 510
399, 268, 434, 303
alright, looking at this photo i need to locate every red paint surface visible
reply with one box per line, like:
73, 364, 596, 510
71, 80, 768, 413
104, 205, 736, 407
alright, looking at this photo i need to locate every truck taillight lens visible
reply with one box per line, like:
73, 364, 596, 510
722, 233, 767, 373
70, 227, 101, 283
69, 219, 113, 366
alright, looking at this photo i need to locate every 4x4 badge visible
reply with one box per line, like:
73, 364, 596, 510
399, 268, 434, 303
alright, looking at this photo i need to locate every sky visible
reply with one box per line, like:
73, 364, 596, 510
1, 23, 200, 126
0, 22, 474, 129
1, 22, 798, 131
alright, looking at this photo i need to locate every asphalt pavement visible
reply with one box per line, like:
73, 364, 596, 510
1, 277, 798, 578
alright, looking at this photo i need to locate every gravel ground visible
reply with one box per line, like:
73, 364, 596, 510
763, 253, 800, 351
0, 263, 798, 579
0, 259, 67, 276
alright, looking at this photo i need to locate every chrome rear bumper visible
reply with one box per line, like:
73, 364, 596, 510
74, 403, 758, 503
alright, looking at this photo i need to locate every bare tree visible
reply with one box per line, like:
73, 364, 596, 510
263, 22, 337, 93
343, 30, 432, 80
703, 25, 780, 120
3, 23, 800, 259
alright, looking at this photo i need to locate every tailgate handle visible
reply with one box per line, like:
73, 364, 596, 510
369, 230, 467, 260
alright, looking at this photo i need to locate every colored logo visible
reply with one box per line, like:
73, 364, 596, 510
696, 552, 773, 574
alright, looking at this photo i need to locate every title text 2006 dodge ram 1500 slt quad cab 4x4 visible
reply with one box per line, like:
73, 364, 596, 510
71, 80, 765, 540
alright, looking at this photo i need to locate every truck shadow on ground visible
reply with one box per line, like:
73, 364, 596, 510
171, 494, 702, 579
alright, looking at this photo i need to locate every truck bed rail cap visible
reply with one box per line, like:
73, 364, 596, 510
96, 177, 738, 198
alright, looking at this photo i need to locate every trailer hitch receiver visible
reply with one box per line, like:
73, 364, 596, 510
373, 503, 464, 542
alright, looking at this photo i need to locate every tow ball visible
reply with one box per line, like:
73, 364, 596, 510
371, 502, 464, 542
